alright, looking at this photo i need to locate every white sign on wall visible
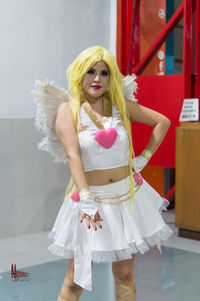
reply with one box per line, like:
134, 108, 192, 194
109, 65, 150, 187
179, 98, 199, 122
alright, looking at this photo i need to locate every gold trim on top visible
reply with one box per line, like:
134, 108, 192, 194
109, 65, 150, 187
103, 97, 112, 117
82, 97, 113, 130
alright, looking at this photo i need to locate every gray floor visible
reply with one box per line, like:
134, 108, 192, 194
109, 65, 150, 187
0, 210, 200, 301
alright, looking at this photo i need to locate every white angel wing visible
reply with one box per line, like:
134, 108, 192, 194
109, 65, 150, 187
32, 79, 70, 163
122, 74, 138, 102
32, 75, 137, 163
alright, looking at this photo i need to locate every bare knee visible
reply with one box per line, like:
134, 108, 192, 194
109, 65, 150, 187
113, 266, 134, 282
112, 257, 135, 283
65, 282, 83, 295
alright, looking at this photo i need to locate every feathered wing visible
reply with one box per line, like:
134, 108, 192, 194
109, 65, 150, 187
32, 79, 70, 163
32, 75, 137, 164
122, 74, 138, 102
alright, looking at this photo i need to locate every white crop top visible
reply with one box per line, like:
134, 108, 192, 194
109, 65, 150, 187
78, 104, 130, 172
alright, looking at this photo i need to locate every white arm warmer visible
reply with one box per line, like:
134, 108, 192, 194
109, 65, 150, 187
80, 194, 98, 220
132, 155, 148, 173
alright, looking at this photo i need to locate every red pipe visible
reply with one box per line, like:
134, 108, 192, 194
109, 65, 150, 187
183, 0, 193, 98
164, 185, 175, 201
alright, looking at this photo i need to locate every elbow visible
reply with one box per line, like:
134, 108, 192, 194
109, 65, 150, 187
165, 117, 171, 128
162, 117, 171, 131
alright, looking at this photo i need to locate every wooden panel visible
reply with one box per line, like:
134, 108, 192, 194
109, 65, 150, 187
179, 228, 200, 240
175, 123, 200, 233
180, 122, 200, 128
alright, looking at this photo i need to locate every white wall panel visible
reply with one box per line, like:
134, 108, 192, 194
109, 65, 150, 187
0, 0, 113, 118
0, 0, 117, 238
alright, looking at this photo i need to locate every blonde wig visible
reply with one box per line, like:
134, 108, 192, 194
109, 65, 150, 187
65, 45, 135, 211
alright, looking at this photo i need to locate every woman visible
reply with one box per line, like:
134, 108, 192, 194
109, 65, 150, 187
33, 45, 173, 301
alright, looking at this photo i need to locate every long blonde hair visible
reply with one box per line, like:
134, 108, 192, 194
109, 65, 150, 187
64, 45, 135, 211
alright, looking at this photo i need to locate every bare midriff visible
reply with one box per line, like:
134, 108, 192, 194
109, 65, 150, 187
85, 165, 130, 186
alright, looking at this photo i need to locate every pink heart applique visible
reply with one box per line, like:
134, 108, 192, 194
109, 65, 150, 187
95, 128, 118, 149
71, 189, 80, 202
133, 172, 143, 185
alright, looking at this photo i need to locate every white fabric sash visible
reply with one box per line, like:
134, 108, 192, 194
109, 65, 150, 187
72, 175, 162, 291
73, 210, 93, 291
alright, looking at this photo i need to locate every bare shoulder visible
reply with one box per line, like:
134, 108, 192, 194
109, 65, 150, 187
124, 98, 139, 111
124, 98, 171, 127
55, 102, 81, 156
56, 102, 76, 133
57, 101, 72, 116
124, 98, 144, 119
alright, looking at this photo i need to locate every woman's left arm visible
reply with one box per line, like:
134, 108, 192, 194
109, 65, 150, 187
125, 99, 171, 155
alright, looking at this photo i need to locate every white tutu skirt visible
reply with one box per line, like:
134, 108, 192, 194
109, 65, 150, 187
48, 175, 173, 291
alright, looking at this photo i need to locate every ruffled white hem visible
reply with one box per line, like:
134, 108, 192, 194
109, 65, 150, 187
159, 198, 169, 212
48, 223, 172, 263
47, 178, 173, 264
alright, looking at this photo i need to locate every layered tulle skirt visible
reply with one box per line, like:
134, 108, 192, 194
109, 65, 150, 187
47, 175, 173, 290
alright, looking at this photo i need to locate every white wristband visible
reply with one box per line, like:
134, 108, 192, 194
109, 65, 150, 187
132, 155, 148, 173
80, 194, 98, 219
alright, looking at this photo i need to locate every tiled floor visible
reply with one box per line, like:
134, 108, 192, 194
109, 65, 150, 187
0, 210, 200, 301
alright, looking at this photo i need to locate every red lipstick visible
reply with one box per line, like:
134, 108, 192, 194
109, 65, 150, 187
92, 85, 101, 90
